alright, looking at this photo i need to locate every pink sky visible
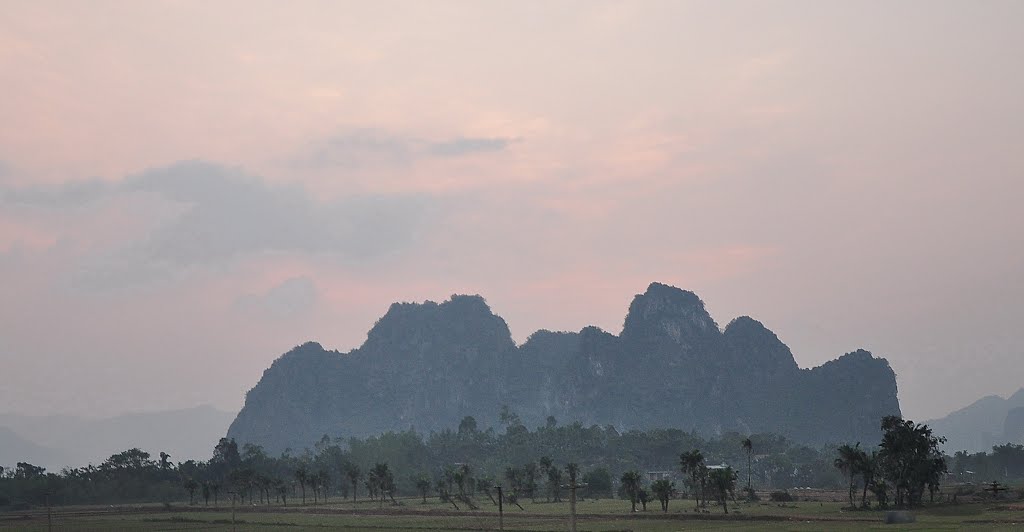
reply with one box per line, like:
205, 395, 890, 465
1, 1, 1023, 421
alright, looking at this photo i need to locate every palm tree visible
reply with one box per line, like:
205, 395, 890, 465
620, 470, 643, 512
708, 467, 737, 514
650, 479, 675, 512
371, 462, 394, 508
679, 449, 706, 509
858, 450, 877, 508
566, 462, 580, 484
741, 437, 753, 491
834, 443, 861, 508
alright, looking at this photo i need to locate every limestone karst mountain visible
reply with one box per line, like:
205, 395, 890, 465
228, 282, 901, 453
926, 388, 1024, 452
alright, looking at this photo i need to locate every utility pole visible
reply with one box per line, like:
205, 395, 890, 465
229, 490, 237, 532
493, 485, 503, 531
46, 492, 52, 532
563, 481, 587, 532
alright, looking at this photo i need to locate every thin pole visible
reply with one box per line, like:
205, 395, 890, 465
46, 493, 52, 532
569, 483, 576, 532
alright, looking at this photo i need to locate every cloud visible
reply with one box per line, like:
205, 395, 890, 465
233, 276, 318, 318
294, 129, 515, 169
428, 137, 511, 157
0, 178, 111, 206
1, 161, 434, 288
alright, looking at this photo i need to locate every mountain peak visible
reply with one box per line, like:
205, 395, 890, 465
723, 316, 798, 374
621, 282, 718, 344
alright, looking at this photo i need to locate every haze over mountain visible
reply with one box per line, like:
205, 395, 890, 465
228, 283, 900, 453
926, 389, 1024, 453
0, 405, 234, 470
1, 3, 1023, 428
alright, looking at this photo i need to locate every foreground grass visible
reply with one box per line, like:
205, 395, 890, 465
3, 496, 1024, 531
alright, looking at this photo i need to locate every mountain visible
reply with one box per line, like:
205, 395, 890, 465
228, 282, 901, 453
0, 427, 68, 470
0, 405, 235, 470
926, 388, 1024, 452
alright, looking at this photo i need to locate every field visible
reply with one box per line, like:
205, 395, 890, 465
4, 493, 1024, 531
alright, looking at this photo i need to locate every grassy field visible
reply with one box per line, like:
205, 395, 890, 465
3, 496, 1024, 531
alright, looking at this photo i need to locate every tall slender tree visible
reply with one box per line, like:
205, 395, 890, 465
834, 443, 861, 508
620, 471, 643, 512
679, 449, 706, 509
294, 466, 308, 505
741, 438, 753, 491
343, 462, 361, 502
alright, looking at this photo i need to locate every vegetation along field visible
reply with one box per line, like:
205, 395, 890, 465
4, 412, 1024, 530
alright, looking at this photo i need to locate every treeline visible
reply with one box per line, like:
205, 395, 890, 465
3, 412, 1021, 510
951, 444, 1024, 482
1, 414, 845, 508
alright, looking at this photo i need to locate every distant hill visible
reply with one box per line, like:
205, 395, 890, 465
926, 389, 1024, 453
228, 282, 901, 454
0, 427, 68, 470
0, 405, 235, 470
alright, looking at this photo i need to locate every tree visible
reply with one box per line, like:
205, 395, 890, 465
679, 450, 706, 509
524, 462, 539, 502
877, 416, 947, 508
582, 468, 612, 500
295, 466, 308, 505
159, 452, 172, 472
858, 450, 877, 508
212, 438, 241, 476
415, 473, 432, 503
183, 478, 198, 505
538, 457, 554, 501
742, 437, 753, 491
367, 462, 394, 508
620, 470, 642, 512
344, 462, 361, 502
708, 467, 737, 514
547, 466, 563, 502
637, 487, 651, 511
651, 479, 675, 512
319, 470, 331, 503
834, 443, 861, 508
458, 416, 478, 435
566, 462, 580, 485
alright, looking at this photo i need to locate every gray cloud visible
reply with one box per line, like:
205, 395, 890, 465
428, 137, 511, 157
3, 161, 434, 287
233, 276, 318, 318
295, 130, 515, 168
0, 178, 111, 207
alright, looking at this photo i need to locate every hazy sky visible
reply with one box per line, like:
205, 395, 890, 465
1, 1, 1022, 422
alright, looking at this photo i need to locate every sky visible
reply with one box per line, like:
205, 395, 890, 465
1, 1, 1022, 422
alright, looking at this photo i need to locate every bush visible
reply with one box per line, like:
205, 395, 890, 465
769, 490, 794, 502
743, 487, 759, 502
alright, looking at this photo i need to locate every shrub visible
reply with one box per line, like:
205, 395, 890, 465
769, 490, 794, 502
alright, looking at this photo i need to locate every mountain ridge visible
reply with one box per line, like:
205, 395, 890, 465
925, 388, 1024, 452
228, 282, 901, 453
